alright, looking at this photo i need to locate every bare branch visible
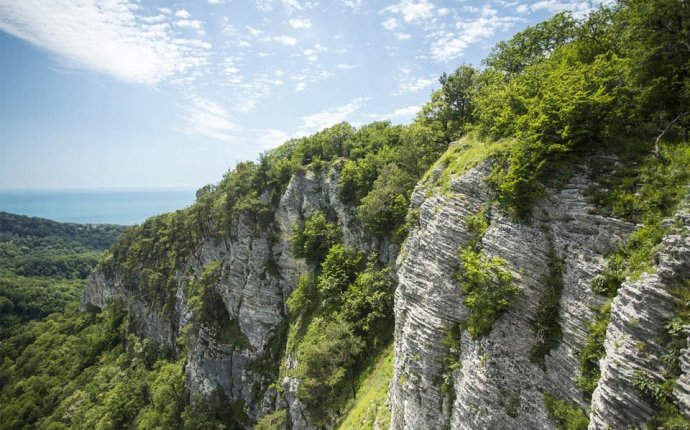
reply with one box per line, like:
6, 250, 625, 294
654, 111, 688, 162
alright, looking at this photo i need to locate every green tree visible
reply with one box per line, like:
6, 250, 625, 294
293, 317, 363, 425
292, 211, 340, 265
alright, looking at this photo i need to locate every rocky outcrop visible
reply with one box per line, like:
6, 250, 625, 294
81, 168, 370, 426
82, 149, 689, 429
589, 193, 690, 429
390, 161, 635, 429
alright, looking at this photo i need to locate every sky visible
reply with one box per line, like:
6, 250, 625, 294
0, 0, 610, 190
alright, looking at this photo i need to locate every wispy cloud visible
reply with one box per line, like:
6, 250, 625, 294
341, 0, 363, 11
181, 97, 240, 142
274, 35, 298, 46
528, 0, 613, 18
252, 128, 290, 151
363, 105, 421, 122
175, 9, 191, 19
254, 0, 304, 13
299, 97, 368, 133
0, 0, 210, 86
382, 17, 398, 30
288, 17, 312, 29
302, 43, 327, 62
430, 6, 520, 62
384, 0, 435, 23
394, 76, 436, 95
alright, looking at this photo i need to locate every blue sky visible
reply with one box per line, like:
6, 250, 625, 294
0, 0, 609, 189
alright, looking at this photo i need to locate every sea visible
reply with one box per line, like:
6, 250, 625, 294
0, 189, 198, 226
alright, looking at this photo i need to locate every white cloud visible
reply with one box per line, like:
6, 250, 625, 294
281, 0, 303, 11
208, 0, 223, 4
341, 0, 363, 10
382, 17, 398, 30
289, 17, 312, 28
182, 97, 240, 142
230, 74, 285, 112
302, 43, 327, 61
175, 19, 203, 30
363, 105, 421, 121
395, 32, 412, 40
529, 0, 612, 18
275, 35, 298, 46
0, 0, 211, 86
384, 0, 435, 23
430, 7, 519, 61
394, 76, 435, 95
299, 97, 368, 132
175, 9, 191, 19
246, 26, 263, 37
292, 68, 332, 93
255, 0, 303, 12
336, 63, 359, 69
253, 128, 290, 150
255, 0, 274, 11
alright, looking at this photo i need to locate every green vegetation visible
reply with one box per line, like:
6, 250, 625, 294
631, 282, 690, 428
292, 211, 341, 265
293, 316, 364, 424
0, 213, 125, 338
530, 242, 566, 366
576, 301, 612, 397
285, 243, 395, 426
336, 346, 393, 430
255, 409, 288, 430
440, 322, 463, 398
543, 392, 589, 430
0, 302, 188, 430
456, 247, 520, 339
424, 135, 511, 196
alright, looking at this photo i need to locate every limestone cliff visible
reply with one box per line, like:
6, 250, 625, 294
81, 167, 389, 426
389, 158, 688, 429
82, 153, 690, 429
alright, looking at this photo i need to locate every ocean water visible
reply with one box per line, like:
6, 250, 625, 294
0, 189, 197, 225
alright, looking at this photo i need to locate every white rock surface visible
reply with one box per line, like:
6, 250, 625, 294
390, 161, 635, 430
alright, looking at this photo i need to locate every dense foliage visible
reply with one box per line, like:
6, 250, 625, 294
286, 243, 394, 426
456, 246, 520, 339
543, 392, 589, 430
0, 302, 188, 430
0, 213, 125, 338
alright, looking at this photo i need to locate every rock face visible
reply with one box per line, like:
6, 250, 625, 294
589, 192, 690, 429
389, 161, 636, 430
82, 152, 689, 429
81, 168, 374, 426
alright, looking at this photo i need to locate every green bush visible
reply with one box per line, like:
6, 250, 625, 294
543, 392, 589, 430
317, 244, 366, 310
456, 247, 520, 339
292, 317, 363, 426
357, 164, 414, 239
576, 301, 611, 397
255, 409, 288, 430
292, 212, 340, 265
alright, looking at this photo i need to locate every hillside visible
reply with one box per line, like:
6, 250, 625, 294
1, 1, 689, 429
0, 212, 126, 338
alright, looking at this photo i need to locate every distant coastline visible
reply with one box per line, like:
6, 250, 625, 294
0, 188, 197, 225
